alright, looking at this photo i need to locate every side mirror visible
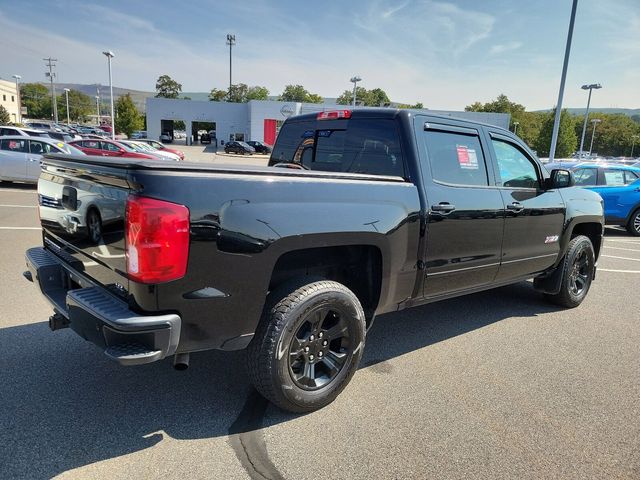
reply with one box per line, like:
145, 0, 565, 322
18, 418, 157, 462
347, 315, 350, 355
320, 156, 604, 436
545, 169, 575, 189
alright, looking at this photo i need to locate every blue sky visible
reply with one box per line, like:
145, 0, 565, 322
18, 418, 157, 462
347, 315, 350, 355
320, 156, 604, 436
0, 0, 638, 110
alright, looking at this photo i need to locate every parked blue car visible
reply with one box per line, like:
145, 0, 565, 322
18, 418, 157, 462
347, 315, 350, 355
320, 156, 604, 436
561, 164, 640, 236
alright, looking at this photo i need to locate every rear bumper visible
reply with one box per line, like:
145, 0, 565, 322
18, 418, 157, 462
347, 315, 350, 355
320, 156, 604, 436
25, 247, 181, 366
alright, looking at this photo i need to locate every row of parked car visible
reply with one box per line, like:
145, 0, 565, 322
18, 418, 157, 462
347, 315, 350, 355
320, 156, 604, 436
0, 124, 186, 184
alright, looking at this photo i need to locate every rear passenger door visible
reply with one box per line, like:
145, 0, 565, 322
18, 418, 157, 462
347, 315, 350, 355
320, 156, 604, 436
486, 131, 565, 280
417, 120, 505, 298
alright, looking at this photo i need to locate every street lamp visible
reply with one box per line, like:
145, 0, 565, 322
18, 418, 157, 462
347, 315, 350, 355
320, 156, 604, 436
513, 121, 520, 135
588, 119, 601, 156
631, 135, 639, 158
578, 83, 602, 157
95, 95, 100, 126
12, 74, 21, 124
226, 34, 236, 93
350, 76, 362, 107
102, 50, 115, 140
63, 88, 70, 125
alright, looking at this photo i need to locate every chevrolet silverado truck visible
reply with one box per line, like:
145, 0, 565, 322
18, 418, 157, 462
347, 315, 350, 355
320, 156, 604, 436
25, 108, 604, 413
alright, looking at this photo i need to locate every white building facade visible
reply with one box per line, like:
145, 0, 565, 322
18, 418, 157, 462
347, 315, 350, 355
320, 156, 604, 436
145, 97, 510, 146
0, 79, 20, 123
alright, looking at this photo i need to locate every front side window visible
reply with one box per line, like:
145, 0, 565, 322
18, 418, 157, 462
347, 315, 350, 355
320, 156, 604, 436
101, 142, 121, 152
29, 141, 53, 154
423, 130, 488, 186
573, 168, 598, 186
491, 139, 540, 189
603, 169, 625, 186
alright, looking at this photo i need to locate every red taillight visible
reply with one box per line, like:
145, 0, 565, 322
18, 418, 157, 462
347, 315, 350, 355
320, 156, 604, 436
125, 195, 190, 284
317, 110, 352, 120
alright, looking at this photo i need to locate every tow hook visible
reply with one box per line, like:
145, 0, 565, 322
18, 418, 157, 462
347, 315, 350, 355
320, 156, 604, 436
49, 313, 70, 331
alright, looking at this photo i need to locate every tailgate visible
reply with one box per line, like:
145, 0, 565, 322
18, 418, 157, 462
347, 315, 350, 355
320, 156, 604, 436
38, 155, 133, 299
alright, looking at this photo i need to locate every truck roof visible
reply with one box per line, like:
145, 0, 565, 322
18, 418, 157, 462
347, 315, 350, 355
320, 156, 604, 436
288, 107, 511, 133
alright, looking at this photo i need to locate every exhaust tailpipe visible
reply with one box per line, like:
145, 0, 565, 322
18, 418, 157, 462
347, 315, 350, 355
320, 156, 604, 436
173, 352, 190, 371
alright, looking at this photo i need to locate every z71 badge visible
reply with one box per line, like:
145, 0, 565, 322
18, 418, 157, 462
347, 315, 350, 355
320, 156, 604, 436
545, 235, 559, 244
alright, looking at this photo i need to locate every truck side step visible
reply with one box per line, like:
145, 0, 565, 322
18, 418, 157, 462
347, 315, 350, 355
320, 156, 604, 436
104, 342, 163, 366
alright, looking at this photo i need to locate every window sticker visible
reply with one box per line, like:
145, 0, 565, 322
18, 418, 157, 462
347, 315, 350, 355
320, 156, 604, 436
457, 145, 479, 170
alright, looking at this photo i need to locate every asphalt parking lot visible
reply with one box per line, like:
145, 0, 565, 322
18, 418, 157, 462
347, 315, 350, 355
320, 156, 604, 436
1, 183, 639, 480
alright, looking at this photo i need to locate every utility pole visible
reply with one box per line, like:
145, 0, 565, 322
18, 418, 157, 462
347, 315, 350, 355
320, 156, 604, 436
350, 76, 362, 106
43, 57, 58, 123
226, 34, 236, 94
513, 121, 520, 135
578, 83, 602, 157
63, 88, 70, 124
548, 0, 578, 163
102, 51, 115, 140
588, 119, 601, 156
632, 135, 639, 158
95, 85, 100, 126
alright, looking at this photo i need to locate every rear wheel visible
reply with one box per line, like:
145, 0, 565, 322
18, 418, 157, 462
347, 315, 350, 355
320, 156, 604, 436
626, 208, 640, 236
247, 279, 366, 413
544, 235, 595, 308
87, 209, 102, 244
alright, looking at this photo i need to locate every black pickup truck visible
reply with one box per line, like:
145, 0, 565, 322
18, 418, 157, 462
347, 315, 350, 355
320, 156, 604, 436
25, 108, 604, 412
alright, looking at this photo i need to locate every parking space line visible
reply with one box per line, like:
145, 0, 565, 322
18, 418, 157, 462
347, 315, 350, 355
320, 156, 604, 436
603, 246, 640, 253
602, 254, 640, 262
599, 268, 640, 273
0, 227, 41, 230
0, 204, 37, 208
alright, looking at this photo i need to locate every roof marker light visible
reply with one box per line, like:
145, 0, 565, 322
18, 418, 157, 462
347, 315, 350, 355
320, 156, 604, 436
317, 110, 352, 120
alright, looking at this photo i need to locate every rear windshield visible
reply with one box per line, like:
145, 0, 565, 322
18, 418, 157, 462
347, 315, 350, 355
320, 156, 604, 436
270, 117, 405, 177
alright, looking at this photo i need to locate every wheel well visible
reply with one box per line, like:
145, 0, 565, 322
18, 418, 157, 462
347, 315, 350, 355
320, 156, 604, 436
571, 223, 602, 259
269, 246, 382, 327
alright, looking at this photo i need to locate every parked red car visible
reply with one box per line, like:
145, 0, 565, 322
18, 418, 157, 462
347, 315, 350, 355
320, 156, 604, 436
69, 139, 157, 159
136, 139, 185, 160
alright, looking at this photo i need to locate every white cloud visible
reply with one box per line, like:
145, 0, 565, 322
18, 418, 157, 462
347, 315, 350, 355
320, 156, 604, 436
489, 41, 523, 55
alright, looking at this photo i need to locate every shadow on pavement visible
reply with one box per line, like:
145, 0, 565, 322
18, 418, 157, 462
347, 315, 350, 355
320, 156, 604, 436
1, 281, 557, 478
0, 182, 37, 191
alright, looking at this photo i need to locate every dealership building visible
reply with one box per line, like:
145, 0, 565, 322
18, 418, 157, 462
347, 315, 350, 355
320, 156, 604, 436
145, 97, 510, 146
0, 79, 21, 124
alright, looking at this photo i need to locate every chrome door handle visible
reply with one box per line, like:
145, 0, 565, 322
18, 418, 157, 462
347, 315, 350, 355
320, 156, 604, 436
431, 203, 456, 214
507, 202, 524, 212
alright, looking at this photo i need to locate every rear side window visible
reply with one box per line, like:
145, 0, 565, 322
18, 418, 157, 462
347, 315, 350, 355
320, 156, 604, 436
0, 139, 28, 152
603, 169, 625, 186
271, 118, 405, 177
423, 130, 488, 186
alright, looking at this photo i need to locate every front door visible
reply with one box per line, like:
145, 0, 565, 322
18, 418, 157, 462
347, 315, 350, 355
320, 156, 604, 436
418, 121, 505, 298
486, 132, 566, 281
0, 138, 29, 181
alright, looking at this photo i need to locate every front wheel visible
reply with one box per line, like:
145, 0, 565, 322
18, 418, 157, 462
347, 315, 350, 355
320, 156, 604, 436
247, 279, 366, 413
544, 235, 595, 308
626, 208, 640, 236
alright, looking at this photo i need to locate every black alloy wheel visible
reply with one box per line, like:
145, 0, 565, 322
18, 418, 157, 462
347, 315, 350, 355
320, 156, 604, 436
247, 279, 366, 413
288, 306, 351, 390
544, 235, 594, 308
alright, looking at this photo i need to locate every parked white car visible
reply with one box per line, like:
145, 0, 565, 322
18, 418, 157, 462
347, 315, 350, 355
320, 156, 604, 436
0, 136, 85, 184
0, 125, 50, 138
120, 140, 180, 161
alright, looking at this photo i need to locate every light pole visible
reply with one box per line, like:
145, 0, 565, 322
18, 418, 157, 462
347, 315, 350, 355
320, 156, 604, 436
102, 51, 115, 140
63, 88, 70, 124
578, 83, 602, 157
95, 95, 100, 126
513, 121, 520, 135
226, 34, 236, 94
630, 134, 638, 158
350, 76, 362, 107
548, 0, 578, 163
588, 119, 601, 156
12, 74, 21, 124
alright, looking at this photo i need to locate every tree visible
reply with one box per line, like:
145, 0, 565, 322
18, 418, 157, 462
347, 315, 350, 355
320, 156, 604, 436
573, 113, 640, 156
336, 86, 391, 106
278, 85, 323, 103
534, 109, 577, 157
0, 105, 10, 124
209, 84, 270, 103
114, 94, 143, 137
155, 75, 182, 98
20, 83, 51, 119
208, 88, 227, 102
57, 89, 94, 122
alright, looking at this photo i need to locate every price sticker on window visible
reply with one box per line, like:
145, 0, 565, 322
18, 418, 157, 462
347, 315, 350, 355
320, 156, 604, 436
457, 145, 479, 170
